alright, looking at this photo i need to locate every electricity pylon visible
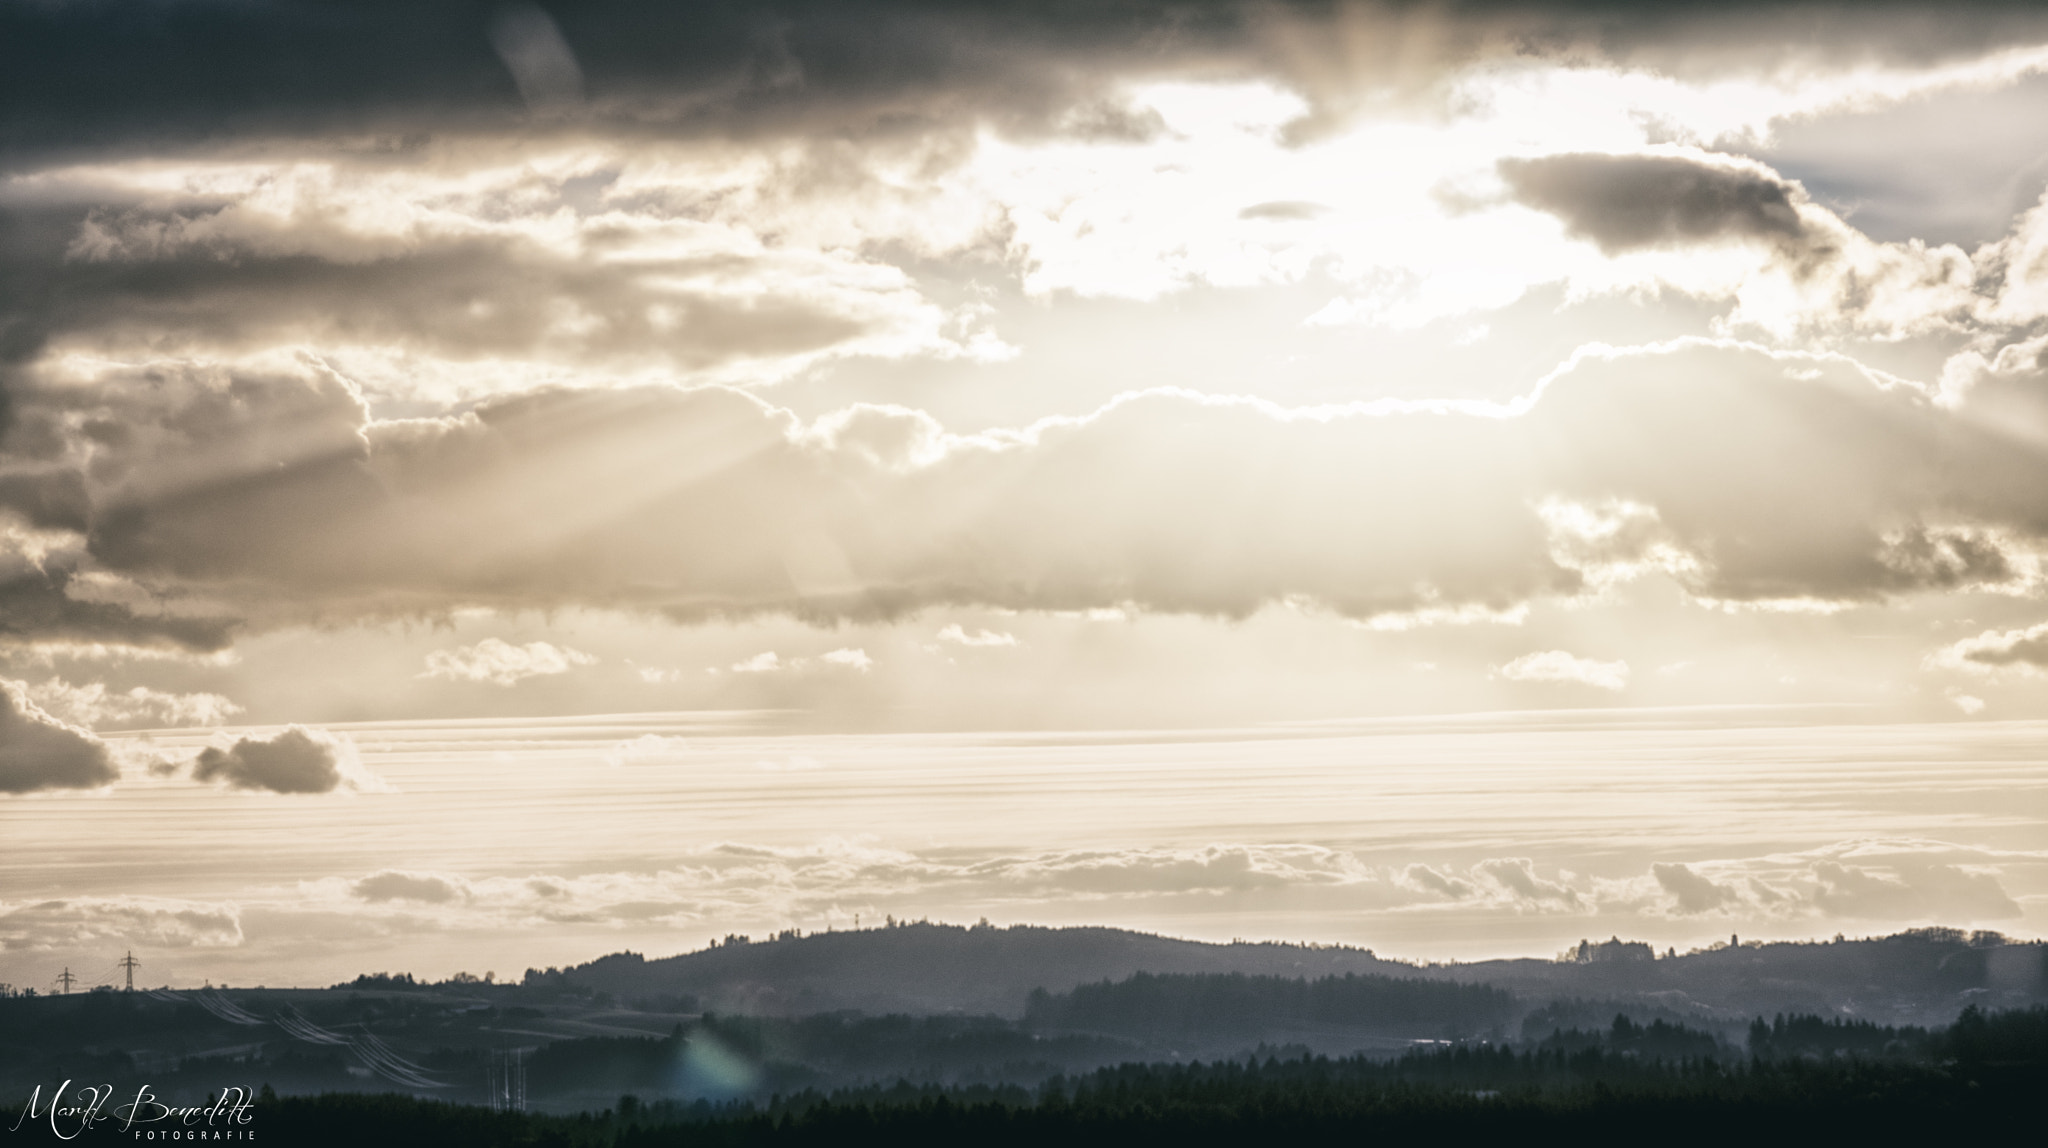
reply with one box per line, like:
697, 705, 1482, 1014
119, 951, 140, 992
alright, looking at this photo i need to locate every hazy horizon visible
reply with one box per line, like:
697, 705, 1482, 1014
6, 1, 2048, 994
11, 704, 2043, 988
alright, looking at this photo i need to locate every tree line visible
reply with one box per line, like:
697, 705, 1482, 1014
247, 1004, 2046, 1147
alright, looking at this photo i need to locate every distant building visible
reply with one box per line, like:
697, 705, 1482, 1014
1563, 936, 1656, 964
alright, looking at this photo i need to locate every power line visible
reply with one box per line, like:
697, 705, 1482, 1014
55, 967, 76, 995
487, 1049, 526, 1113
119, 951, 140, 992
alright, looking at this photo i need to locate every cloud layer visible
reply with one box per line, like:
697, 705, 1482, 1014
1, 334, 2040, 645
0, 895, 242, 952
253, 836, 2035, 942
5, 6, 2048, 665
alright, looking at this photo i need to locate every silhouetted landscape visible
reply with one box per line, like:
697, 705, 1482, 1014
4, 923, 2042, 1142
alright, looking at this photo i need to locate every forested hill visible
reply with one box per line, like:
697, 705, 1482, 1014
546, 923, 1405, 1015
1419, 928, 2046, 1025
540, 923, 2045, 1023
1024, 971, 1519, 1045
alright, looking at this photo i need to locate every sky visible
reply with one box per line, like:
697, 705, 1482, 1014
5, 0, 2048, 990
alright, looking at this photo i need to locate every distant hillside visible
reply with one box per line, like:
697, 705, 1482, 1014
541, 923, 1405, 1015
539, 923, 2046, 1023
1413, 927, 2048, 1026
1024, 970, 1519, 1051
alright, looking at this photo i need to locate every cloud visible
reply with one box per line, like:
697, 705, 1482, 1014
1620, 839, 2037, 923
0, 529, 235, 654
352, 870, 468, 904
130, 736, 195, 778
421, 639, 596, 686
936, 624, 1018, 648
1499, 151, 1810, 255
1930, 620, 2048, 673
0, 677, 118, 794
980, 844, 1367, 897
817, 648, 874, 671
191, 726, 349, 794
1809, 859, 2021, 921
727, 649, 871, 674
1495, 148, 1979, 339
27, 190, 979, 392
0, 896, 243, 951
1238, 200, 1330, 221
1398, 863, 1476, 900
1474, 857, 1583, 907
1652, 862, 1740, 914
23, 677, 239, 729
38, 370, 1559, 624
1495, 650, 1630, 691
603, 733, 690, 767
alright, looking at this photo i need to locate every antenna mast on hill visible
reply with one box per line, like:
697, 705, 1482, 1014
55, 967, 77, 994
119, 951, 140, 992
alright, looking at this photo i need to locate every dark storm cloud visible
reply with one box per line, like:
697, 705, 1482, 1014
1498, 152, 1812, 255
0, 199, 97, 368
0, 679, 117, 794
7, 2, 2047, 167
488, 4, 586, 113
0, 562, 235, 652
0, 470, 88, 533
191, 726, 343, 793
0, 465, 236, 652
1537, 1, 2048, 81
0, 0, 1254, 164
